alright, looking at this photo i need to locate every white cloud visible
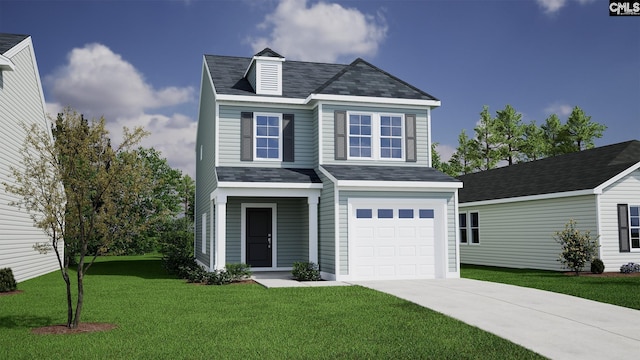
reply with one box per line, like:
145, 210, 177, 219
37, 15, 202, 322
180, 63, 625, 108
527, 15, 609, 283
45, 43, 197, 177
249, 0, 387, 62
536, 0, 596, 14
544, 102, 573, 116
435, 143, 456, 162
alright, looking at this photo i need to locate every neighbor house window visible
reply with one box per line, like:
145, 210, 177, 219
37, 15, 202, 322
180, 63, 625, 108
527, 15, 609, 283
460, 212, 479, 244
347, 113, 405, 160
255, 113, 281, 160
631, 206, 639, 249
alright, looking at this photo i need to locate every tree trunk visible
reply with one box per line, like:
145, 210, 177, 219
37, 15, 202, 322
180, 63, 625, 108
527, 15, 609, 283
73, 268, 84, 328
61, 270, 73, 328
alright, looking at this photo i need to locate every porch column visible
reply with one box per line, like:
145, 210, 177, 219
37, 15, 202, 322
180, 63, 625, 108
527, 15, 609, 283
214, 195, 227, 270
308, 196, 319, 264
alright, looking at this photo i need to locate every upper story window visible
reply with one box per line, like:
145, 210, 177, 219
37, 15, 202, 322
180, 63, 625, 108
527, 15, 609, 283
255, 113, 281, 160
348, 113, 404, 160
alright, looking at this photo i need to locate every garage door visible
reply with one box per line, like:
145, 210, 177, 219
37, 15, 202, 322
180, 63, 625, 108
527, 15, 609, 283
349, 199, 441, 280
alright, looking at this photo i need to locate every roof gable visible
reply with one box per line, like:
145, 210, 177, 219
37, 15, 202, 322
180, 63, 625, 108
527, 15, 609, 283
254, 48, 284, 58
314, 58, 438, 101
458, 140, 640, 203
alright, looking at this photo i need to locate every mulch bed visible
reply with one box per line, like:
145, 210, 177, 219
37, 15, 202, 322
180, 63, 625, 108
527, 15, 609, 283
31, 323, 117, 335
0, 290, 23, 296
563, 271, 640, 277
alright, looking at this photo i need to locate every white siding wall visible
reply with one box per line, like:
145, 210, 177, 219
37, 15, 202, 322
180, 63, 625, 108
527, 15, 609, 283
599, 169, 640, 271
460, 195, 598, 271
0, 39, 60, 282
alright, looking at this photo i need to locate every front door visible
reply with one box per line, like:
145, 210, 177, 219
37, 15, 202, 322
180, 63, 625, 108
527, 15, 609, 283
246, 208, 273, 267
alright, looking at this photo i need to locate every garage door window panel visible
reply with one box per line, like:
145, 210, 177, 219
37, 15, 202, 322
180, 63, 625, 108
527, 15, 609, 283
356, 209, 373, 219
399, 209, 414, 219
378, 209, 393, 218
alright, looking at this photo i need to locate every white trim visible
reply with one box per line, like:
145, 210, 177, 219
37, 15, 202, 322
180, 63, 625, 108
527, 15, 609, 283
0, 54, 15, 71
460, 189, 596, 207
217, 181, 323, 189
214, 196, 227, 270
201, 213, 207, 254
212, 187, 321, 200
307, 94, 441, 107
214, 102, 220, 166
594, 161, 640, 193
596, 193, 603, 258
453, 190, 461, 274
216, 94, 307, 105
336, 180, 463, 190
318, 102, 324, 165
427, 107, 432, 168
308, 196, 319, 264
254, 112, 283, 161
210, 199, 214, 270
241, 203, 278, 268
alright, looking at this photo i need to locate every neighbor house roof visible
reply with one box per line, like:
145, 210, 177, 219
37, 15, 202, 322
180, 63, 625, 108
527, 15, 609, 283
216, 167, 321, 183
458, 140, 640, 203
204, 49, 438, 101
0, 33, 28, 54
321, 165, 459, 183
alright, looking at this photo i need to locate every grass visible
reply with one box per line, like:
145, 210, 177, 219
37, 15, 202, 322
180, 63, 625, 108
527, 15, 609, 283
0, 255, 542, 359
462, 264, 640, 310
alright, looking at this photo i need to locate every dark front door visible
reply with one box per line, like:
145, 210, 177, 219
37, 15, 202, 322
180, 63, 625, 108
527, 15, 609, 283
246, 208, 272, 267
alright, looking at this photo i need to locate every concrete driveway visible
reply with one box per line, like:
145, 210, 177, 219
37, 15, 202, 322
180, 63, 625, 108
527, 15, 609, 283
351, 278, 640, 360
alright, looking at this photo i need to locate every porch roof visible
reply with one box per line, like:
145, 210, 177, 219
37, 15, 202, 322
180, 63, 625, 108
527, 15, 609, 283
320, 165, 460, 183
216, 167, 321, 184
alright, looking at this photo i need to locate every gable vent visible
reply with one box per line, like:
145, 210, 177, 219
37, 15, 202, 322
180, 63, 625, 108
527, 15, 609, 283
256, 61, 282, 95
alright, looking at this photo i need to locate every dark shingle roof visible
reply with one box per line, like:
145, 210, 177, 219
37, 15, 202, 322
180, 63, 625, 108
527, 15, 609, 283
254, 48, 284, 58
315, 58, 437, 100
204, 50, 437, 100
458, 140, 640, 203
321, 165, 460, 182
216, 167, 321, 183
0, 33, 29, 54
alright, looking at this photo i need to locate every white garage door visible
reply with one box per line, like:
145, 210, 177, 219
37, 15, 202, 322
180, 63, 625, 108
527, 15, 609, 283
349, 199, 442, 281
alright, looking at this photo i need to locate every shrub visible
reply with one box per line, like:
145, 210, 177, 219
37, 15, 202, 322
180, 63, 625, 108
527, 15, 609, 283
182, 265, 208, 283
159, 226, 198, 278
0, 268, 17, 292
554, 219, 599, 276
205, 270, 232, 285
620, 262, 640, 274
291, 261, 321, 281
225, 263, 252, 282
590, 259, 605, 274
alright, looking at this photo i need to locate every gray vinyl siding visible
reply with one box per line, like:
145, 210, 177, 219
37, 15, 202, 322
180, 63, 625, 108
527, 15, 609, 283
217, 105, 315, 168
224, 197, 309, 267
318, 171, 336, 274
337, 191, 457, 275
599, 169, 640, 271
0, 41, 60, 282
194, 66, 217, 267
320, 104, 430, 166
460, 195, 598, 271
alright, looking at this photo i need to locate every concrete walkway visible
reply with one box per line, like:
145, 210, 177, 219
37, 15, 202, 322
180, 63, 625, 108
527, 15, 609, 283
352, 278, 640, 360
251, 271, 351, 288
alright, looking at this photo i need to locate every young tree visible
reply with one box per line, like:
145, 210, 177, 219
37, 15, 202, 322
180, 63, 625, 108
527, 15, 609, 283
563, 106, 607, 152
494, 104, 525, 165
5, 107, 147, 328
554, 219, 599, 276
474, 106, 502, 171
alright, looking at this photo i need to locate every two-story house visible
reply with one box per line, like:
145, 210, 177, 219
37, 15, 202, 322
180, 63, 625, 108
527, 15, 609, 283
195, 49, 462, 281
0, 33, 61, 282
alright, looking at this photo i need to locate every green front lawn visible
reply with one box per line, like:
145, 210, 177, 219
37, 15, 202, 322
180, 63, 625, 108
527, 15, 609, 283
0, 256, 542, 359
462, 264, 640, 310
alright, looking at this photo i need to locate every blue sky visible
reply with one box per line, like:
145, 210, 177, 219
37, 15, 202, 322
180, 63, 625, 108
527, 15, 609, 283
1, 0, 638, 176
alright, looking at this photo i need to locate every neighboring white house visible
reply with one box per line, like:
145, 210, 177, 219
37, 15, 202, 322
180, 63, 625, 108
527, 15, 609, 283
458, 140, 640, 272
0, 33, 60, 282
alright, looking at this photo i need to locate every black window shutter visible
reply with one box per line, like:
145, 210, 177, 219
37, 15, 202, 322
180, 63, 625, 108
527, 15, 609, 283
241, 112, 253, 161
334, 110, 347, 160
618, 204, 630, 252
283, 114, 295, 162
405, 114, 417, 162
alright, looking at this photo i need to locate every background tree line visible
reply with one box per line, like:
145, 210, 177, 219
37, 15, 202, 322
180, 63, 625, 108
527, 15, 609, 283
432, 105, 607, 177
